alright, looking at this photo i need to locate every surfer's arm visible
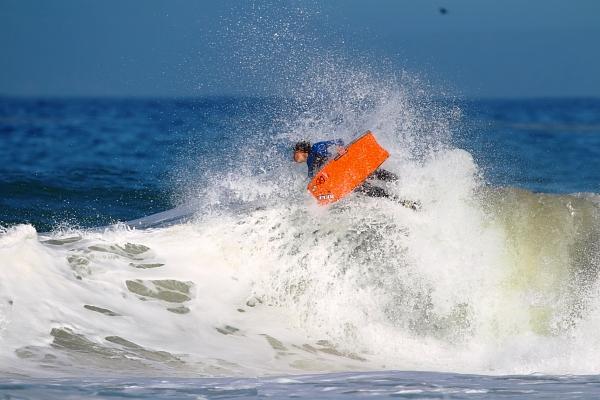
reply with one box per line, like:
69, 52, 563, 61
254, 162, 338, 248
321, 139, 346, 156
307, 139, 345, 177
332, 139, 345, 156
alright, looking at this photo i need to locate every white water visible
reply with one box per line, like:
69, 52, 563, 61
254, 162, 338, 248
1, 142, 600, 377
2, 44, 600, 376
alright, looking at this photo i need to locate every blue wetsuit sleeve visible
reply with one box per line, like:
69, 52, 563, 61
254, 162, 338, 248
307, 139, 345, 177
318, 139, 344, 149
314, 140, 345, 156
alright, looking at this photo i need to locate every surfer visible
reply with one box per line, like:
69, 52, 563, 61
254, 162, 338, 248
293, 140, 420, 209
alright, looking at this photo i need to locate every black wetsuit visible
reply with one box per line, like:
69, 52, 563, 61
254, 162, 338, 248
355, 169, 398, 197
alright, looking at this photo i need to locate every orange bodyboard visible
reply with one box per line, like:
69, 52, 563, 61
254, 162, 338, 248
307, 131, 389, 205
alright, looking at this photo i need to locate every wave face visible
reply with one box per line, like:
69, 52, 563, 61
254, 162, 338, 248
2, 47, 600, 377
3, 2, 600, 384
1, 179, 600, 377
0, 5, 600, 376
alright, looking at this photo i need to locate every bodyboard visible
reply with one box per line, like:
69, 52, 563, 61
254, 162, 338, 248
307, 131, 389, 205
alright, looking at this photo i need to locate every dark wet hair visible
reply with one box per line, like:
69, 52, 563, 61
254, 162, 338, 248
294, 141, 311, 153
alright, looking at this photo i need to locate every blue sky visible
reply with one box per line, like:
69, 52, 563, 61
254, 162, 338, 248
1, 0, 599, 98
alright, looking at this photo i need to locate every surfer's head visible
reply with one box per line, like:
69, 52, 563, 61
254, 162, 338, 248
293, 141, 310, 163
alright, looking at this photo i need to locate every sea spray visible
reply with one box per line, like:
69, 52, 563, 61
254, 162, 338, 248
2, 4, 600, 380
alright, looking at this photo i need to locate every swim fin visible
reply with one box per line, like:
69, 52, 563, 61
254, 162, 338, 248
395, 198, 421, 211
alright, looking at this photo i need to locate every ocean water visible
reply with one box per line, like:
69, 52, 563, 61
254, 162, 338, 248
1, 90, 600, 399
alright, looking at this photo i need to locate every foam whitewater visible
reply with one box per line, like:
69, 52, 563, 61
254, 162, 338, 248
1, 145, 600, 377
1, 41, 599, 377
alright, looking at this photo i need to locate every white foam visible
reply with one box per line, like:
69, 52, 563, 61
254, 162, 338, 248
2, 59, 600, 378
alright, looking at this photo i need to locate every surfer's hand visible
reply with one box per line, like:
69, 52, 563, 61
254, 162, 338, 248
336, 146, 347, 156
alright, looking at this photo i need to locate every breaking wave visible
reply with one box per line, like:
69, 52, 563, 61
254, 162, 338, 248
2, 60, 600, 378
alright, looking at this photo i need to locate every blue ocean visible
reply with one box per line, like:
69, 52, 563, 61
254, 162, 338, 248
1, 82, 600, 398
